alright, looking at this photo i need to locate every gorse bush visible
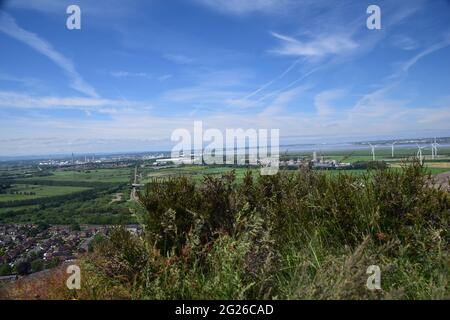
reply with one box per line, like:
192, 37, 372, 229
66, 162, 449, 299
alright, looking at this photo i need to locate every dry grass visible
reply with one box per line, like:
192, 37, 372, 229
0, 265, 73, 300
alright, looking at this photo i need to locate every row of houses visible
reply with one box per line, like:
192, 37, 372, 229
0, 224, 110, 273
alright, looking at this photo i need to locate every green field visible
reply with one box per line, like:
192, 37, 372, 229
0, 166, 134, 224
0, 204, 39, 214
426, 167, 450, 175
142, 166, 256, 184
141, 164, 450, 183
0, 184, 90, 202
21, 168, 133, 183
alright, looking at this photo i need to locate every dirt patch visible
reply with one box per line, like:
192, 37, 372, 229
0, 264, 71, 300
109, 193, 123, 204
430, 171, 450, 191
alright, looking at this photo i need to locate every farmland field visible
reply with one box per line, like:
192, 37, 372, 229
0, 165, 134, 224
0, 184, 90, 202
0, 204, 39, 214
21, 168, 133, 183
142, 163, 450, 182
141, 166, 254, 183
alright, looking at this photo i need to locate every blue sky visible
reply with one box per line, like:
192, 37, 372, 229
1, 0, 450, 156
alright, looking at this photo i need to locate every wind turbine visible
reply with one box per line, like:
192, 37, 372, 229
431, 137, 439, 159
369, 143, 376, 161
391, 141, 397, 158
416, 144, 426, 165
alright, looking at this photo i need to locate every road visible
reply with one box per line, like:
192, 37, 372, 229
130, 165, 139, 201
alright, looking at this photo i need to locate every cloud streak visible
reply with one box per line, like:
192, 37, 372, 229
0, 12, 98, 97
402, 36, 450, 73
0, 91, 147, 112
270, 32, 358, 58
314, 89, 344, 117
193, 0, 292, 15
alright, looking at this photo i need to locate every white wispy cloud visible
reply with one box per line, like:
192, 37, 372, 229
401, 36, 450, 73
193, 0, 292, 15
391, 35, 419, 51
0, 91, 147, 112
2, 91, 450, 156
258, 85, 306, 118
314, 89, 345, 117
110, 71, 150, 78
331, 36, 450, 136
0, 12, 98, 97
110, 71, 173, 82
242, 57, 302, 101
161, 87, 243, 105
158, 68, 255, 111
0, 73, 45, 89
270, 32, 358, 58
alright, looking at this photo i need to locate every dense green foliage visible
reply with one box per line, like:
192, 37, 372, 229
30, 259, 45, 273
0, 184, 135, 224
69, 162, 449, 299
0, 183, 12, 194
15, 260, 31, 276
0, 264, 12, 276
0, 166, 137, 224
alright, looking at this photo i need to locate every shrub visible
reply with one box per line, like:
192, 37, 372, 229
10, 163, 449, 300
31, 259, 45, 273
0, 264, 12, 276
15, 260, 31, 276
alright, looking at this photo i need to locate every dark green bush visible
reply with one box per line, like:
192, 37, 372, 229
79, 163, 449, 299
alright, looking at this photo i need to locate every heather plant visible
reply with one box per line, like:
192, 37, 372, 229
35, 161, 449, 300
